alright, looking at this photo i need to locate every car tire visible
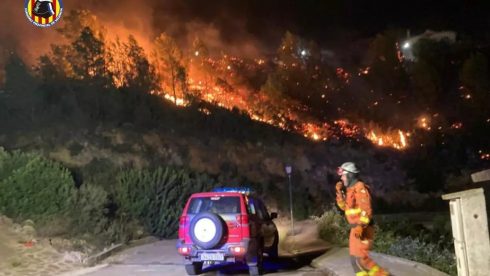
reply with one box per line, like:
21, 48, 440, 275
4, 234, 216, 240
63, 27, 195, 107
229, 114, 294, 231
185, 262, 203, 275
189, 212, 225, 249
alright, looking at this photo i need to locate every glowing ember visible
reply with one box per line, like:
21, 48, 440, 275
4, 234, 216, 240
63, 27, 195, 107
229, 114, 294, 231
417, 116, 431, 130
336, 67, 350, 84
198, 107, 211, 115
451, 122, 463, 129
481, 153, 490, 160
358, 67, 370, 76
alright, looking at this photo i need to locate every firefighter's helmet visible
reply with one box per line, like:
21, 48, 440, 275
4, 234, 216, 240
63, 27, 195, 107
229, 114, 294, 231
337, 162, 360, 175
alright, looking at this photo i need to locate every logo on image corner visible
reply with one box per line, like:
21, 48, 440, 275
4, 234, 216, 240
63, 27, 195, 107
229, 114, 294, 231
25, 0, 64, 28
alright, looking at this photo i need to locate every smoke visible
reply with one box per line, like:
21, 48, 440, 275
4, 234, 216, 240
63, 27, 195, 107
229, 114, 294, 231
0, 0, 61, 62
0, 0, 268, 66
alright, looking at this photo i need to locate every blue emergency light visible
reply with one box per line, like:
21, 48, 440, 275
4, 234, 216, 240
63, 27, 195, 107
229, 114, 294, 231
212, 187, 252, 194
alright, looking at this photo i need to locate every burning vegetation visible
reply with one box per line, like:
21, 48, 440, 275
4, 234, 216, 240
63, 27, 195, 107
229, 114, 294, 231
50, 12, 409, 150
1, 8, 488, 157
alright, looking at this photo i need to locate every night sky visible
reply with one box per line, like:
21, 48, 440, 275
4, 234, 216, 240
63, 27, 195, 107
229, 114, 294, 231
1, 0, 489, 60
149, 0, 490, 46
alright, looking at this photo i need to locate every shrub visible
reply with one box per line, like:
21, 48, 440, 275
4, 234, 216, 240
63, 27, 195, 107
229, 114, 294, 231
69, 183, 109, 236
378, 236, 456, 275
113, 167, 217, 238
0, 150, 75, 221
0, 148, 35, 180
313, 205, 349, 246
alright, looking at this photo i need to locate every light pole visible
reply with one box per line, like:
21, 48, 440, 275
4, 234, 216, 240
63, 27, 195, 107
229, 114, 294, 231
285, 165, 294, 235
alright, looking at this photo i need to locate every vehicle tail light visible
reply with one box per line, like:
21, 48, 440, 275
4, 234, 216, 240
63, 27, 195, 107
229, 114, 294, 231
236, 214, 249, 225
236, 214, 250, 238
178, 215, 188, 239
178, 246, 191, 256
229, 246, 246, 256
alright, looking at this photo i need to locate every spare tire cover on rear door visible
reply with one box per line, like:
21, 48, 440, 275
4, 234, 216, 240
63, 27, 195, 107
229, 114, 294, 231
190, 212, 225, 249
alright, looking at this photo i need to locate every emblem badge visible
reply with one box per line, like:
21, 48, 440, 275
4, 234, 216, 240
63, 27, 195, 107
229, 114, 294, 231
25, 0, 63, 27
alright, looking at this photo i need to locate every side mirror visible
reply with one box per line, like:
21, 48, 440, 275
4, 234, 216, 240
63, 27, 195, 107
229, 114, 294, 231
270, 212, 278, 219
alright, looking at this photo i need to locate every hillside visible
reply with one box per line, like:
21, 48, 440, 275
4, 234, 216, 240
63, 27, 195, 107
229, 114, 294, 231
0, 98, 429, 218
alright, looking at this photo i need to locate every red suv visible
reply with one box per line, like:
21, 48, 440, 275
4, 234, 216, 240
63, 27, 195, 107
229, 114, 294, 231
177, 187, 279, 275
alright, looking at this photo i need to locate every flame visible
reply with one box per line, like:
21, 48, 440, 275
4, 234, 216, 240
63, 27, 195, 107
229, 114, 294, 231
99, 34, 410, 150
367, 129, 408, 150
163, 94, 187, 106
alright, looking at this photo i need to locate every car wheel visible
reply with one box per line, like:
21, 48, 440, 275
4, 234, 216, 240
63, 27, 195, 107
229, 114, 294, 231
189, 212, 225, 249
185, 262, 203, 275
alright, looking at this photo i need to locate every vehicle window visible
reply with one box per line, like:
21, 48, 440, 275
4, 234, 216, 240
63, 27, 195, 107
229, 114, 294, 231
256, 199, 270, 220
245, 196, 256, 215
248, 197, 268, 219
187, 196, 240, 214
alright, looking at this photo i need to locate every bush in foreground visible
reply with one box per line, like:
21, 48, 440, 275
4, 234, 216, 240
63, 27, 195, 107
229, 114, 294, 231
0, 148, 75, 221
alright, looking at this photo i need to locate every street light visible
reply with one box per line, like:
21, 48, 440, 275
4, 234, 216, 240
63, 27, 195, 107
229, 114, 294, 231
285, 165, 294, 235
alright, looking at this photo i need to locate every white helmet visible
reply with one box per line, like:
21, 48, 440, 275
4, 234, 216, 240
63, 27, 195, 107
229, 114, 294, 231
337, 162, 359, 175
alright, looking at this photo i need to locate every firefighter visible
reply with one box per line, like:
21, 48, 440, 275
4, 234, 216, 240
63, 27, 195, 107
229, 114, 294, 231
335, 162, 389, 276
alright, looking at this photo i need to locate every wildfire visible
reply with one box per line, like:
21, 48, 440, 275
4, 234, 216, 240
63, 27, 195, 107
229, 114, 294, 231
187, 55, 411, 149
102, 34, 410, 150
367, 129, 408, 150
299, 122, 331, 141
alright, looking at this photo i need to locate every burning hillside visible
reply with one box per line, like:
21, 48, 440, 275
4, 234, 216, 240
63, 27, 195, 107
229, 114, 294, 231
159, 52, 410, 150
4, 6, 485, 155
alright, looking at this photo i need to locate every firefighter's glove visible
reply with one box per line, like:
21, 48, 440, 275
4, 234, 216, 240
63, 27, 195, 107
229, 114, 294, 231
353, 225, 364, 239
335, 182, 344, 192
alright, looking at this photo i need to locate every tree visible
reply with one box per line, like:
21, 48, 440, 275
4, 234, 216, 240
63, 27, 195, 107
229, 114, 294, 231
364, 30, 408, 92
277, 31, 302, 67
261, 72, 285, 102
36, 54, 82, 120
412, 39, 452, 74
154, 33, 186, 104
124, 36, 158, 92
67, 27, 115, 120
176, 66, 188, 100
56, 9, 105, 41
3, 53, 40, 123
69, 27, 110, 83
